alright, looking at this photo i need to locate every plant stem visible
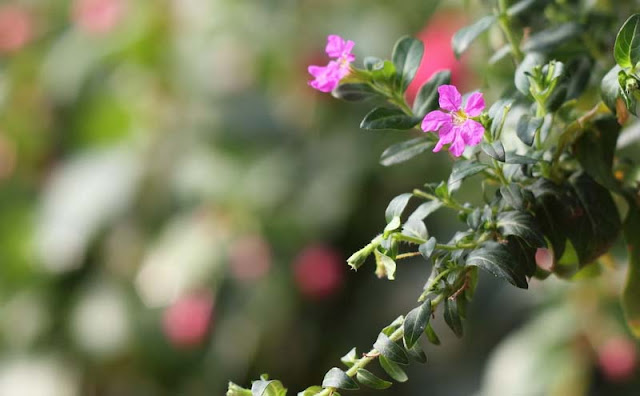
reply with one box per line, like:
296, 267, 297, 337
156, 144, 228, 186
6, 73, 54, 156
396, 252, 422, 260
497, 0, 524, 64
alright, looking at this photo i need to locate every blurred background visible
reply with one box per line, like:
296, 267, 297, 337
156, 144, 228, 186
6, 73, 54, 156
0, 0, 639, 395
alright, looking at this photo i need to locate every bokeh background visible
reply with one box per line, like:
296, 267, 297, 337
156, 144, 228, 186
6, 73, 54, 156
0, 0, 639, 395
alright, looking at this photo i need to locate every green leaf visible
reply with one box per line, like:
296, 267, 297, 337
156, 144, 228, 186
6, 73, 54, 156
614, 14, 640, 69
321, 368, 359, 390
522, 23, 582, 52
355, 369, 393, 390
251, 380, 287, 396
424, 323, 441, 345
403, 299, 432, 349
392, 36, 424, 91
566, 56, 593, 100
333, 83, 380, 102
412, 70, 451, 117
622, 203, 640, 338
497, 211, 546, 248
443, 298, 463, 337
516, 115, 543, 146
504, 152, 538, 165
507, 0, 543, 17
419, 237, 437, 259
500, 184, 526, 211
378, 356, 408, 383
297, 386, 323, 396
448, 160, 489, 189
515, 53, 545, 96
408, 201, 442, 222
381, 316, 404, 336
406, 342, 427, 363
402, 218, 428, 241
574, 117, 621, 191
364, 56, 383, 71
466, 241, 528, 289
380, 137, 435, 167
384, 216, 402, 234
374, 250, 397, 280
481, 141, 505, 162
374, 333, 409, 365
601, 65, 623, 112
507, 235, 537, 278
360, 107, 420, 130
452, 16, 496, 58
385, 193, 413, 222
488, 99, 514, 138
340, 348, 357, 368
227, 382, 253, 396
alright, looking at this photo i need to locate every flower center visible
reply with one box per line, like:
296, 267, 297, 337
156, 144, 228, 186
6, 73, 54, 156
452, 110, 467, 126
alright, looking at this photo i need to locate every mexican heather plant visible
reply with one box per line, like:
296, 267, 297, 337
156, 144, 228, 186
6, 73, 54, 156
229, 0, 640, 394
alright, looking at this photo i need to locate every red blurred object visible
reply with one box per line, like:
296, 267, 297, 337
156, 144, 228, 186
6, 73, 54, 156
72, 0, 124, 35
228, 235, 272, 282
163, 293, 214, 348
535, 248, 553, 272
294, 244, 343, 300
0, 5, 33, 54
406, 11, 469, 104
597, 337, 637, 382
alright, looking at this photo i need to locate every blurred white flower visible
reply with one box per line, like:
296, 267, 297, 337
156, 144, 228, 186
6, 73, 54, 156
0, 355, 78, 396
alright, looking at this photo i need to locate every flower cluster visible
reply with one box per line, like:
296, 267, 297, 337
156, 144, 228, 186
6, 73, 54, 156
421, 85, 485, 157
308, 35, 355, 92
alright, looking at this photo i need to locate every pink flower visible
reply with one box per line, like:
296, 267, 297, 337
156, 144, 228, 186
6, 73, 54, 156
294, 244, 344, 300
598, 337, 637, 382
0, 5, 33, 54
72, 0, 124, 35
421, 85, 485, 157
163, 293, 214, 348
535, 248, 554, 271
308, 35, 355, 92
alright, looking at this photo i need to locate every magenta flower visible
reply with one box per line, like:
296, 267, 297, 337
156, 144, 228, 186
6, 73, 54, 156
421, 85, 485, 157
308, 35, 355, 92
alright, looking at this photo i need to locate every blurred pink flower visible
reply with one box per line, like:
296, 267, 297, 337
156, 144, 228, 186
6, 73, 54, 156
535, 248, 553, 271
163, 293, 213, 348
0, 5, 33, 54
598, 337, 637, 382
421, 85, 484, 157
228, 235, 272, 282
407, 12, 469, 103
308, 35, 355, 92
294, 244, 343, 300
72, 0, 124, 35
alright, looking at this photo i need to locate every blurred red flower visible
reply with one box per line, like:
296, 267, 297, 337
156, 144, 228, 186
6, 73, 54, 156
0, 5, 33, 54
598, 336, 637, 382
72, 0, 124, 35
163, 293, 214, 348
294, 244, 343, 300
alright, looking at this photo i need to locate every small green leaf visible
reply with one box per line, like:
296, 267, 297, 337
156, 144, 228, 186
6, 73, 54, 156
408, 201, 442, 222
403, 299, 432, 349
374, 250, 397, 280
504, 152, 538, 164
500, 184, 526, 211
601, 65, 623, 112
419, 237, 437, 259
481, 141, 505, 162
373, 333, 409, 365
452, 16, 496, 58
566, 56, 593, 100
497, 211, 547, 248
332, 83, 380, 102
384, 216, 402, 234
227, 382, 253, 396
380, 137, 435, 167
507, 0, 541, 17
614, 14, 640, 69
522, 23, 582, 52
360, 107, 420, 130
297, 386, 323, 396
381, 316, 404, 336
466, 241, 529, 289
340, 348, 357, 368
412, 70, 452, 117
424, 323, 441, 345
574, 117, 621, 191
379, 356, 408, 383
448, 160, 489, 188
402, 218, 428, 241
488, 99, 514, 138
251, 380, 287, 396
515, 53, 545, 96
385, 193, 413, 222
392, 36, 424, 91
321, 368, 359, 390
355, 369, 393, 390
443, 298, 463, 337
406, 342, 427, 363
516, 115, 543, 146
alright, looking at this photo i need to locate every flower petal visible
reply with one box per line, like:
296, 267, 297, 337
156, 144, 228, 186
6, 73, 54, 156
308, 61, 342, 92
438, 85, 462, 111
421, 110, 452, 132
449, 132, 466, 157
325, 35, 345, 58
464, 92, 485, 117
460, 120, 485, 146
433, 123, 455, 152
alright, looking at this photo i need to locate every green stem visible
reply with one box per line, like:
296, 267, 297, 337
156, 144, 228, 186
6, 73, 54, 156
412, 189, 473, 214
497, 0, 524, 64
